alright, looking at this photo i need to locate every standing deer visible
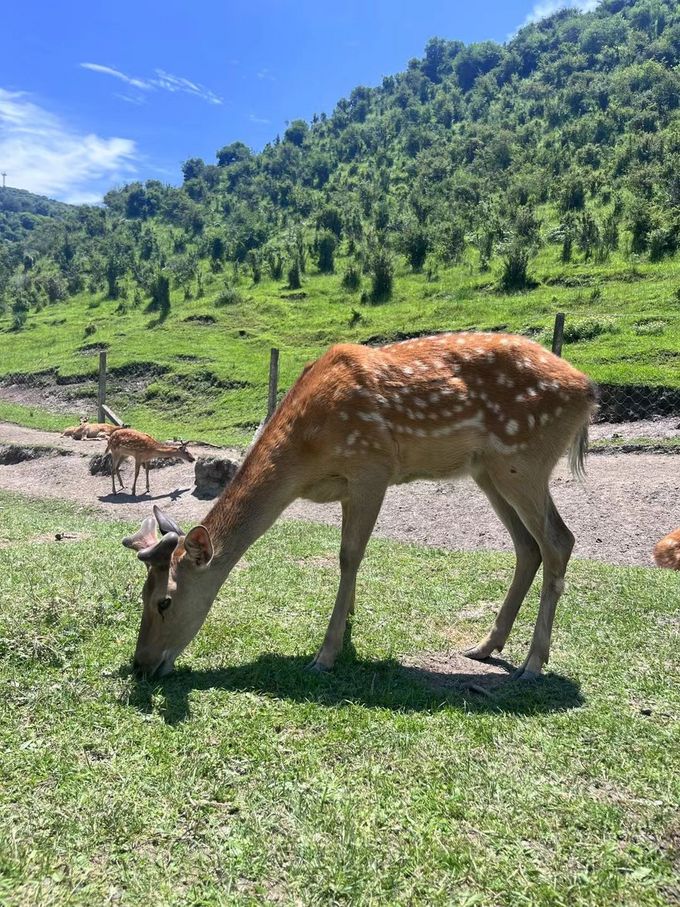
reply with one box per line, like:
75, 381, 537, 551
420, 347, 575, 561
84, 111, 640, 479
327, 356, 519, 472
106, 428, 195, 497
653, 528, 680, 569
122, 332, 596, 680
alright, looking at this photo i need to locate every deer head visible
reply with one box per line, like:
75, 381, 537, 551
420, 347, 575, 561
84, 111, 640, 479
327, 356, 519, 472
122, 505, 216, 677
170, 440, 196, 464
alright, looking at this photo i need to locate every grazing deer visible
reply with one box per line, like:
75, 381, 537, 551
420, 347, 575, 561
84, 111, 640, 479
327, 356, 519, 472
122, 332, 596, 680
653, 528, 680, 569
106, 428, 195, 497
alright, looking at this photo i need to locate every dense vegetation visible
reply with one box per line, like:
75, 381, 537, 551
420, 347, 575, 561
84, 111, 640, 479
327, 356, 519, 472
2, 0, 680, 441
3, 0, 680, 319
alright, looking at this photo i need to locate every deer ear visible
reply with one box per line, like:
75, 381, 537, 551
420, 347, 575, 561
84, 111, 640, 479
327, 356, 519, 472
183, 525, 213, 567
122, 516, 157, 553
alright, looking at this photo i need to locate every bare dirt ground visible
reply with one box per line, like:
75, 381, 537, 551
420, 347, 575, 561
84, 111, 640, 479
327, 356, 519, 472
1, 421, 677, 568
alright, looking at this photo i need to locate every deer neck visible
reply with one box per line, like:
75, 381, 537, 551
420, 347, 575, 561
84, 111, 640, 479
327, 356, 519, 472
202, 438, 298, 576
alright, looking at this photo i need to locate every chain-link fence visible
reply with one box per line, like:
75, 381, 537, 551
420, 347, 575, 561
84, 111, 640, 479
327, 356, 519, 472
553, 311, 680, 452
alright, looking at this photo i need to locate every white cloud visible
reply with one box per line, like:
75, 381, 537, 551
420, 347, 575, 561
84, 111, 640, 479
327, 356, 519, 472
521, 0, 600, 28
0, 88, 137, 203
80, 62, 222, 105
80, 62, 150, 91
249, 113, 271, 124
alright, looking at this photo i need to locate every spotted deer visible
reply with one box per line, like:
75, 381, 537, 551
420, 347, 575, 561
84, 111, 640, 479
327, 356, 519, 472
106, 428, 195, 497
122, 332, 596, 680
653, 528, 680, 569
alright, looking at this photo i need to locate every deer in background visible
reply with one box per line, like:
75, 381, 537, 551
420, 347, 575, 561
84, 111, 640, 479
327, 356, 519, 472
122, 332, 596, 681
106, 428, 195, 497
63, 417, 88, 438
653, 528, 680, 569
63, 420, 121, 440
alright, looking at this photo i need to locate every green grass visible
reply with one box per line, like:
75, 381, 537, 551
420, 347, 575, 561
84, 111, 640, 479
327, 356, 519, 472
0, 491, 678, 905
2, 248, 680, 445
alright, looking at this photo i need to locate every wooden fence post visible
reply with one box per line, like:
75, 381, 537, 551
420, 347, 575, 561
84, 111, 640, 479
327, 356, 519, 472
267, 348, 279, 421
552, 313, 565, 357
98, 350, 107, 422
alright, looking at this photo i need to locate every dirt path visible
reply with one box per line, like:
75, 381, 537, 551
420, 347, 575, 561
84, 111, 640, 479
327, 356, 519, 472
1, 422, 676, 568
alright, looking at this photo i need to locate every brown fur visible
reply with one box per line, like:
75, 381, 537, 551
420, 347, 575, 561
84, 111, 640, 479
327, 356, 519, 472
106, 428, 195, 496
126, 332, 597, 679
653, 528, 680, 569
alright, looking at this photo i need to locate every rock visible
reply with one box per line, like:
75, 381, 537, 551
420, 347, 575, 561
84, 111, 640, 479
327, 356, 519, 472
194, 456, 239, 498
89, 453, 112, 476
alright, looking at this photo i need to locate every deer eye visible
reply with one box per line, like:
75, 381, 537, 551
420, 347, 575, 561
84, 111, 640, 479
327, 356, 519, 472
158, 597, 172, 614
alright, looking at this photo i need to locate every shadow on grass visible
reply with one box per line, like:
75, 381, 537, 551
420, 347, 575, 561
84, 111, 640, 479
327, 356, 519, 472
122, 633, 584, 725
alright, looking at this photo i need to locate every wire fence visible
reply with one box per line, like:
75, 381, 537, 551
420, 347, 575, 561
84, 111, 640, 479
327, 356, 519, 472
2, 314, 679, 449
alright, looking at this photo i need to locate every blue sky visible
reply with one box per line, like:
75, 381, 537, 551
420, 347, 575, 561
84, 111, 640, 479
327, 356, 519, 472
1, 0, 598, 204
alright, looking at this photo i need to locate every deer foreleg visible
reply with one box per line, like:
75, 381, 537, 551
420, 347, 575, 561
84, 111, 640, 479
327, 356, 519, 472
144, 463, 150, 494
309, 479, 387, 672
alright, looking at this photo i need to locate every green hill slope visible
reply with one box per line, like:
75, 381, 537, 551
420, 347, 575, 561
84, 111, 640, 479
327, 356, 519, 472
1, 0, 680, 442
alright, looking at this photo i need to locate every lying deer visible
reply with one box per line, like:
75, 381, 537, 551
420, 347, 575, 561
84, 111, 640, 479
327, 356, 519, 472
653, 528, 680, 569
106, 428, 195, 496
63, 418, 88, 438
122, 332, 596, 680
63, 420, 120, 440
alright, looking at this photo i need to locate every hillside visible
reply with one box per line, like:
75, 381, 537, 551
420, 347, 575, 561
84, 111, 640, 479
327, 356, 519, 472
1, 0, 680, 442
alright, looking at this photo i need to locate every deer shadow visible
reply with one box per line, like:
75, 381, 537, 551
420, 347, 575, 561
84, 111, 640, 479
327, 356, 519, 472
121, 630, 584, 726
99, 487, 192, 504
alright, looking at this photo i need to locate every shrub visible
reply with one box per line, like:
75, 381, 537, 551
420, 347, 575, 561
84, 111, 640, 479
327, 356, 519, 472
287, 259, 302, 290
499, 243, 534, 293
400, 224, 429, 272
369, 248, 394, 303
146, 274, 171, 321
342, 263, 361, 292
316, 230, 337, 274
83, 323, 96, 337
215, 284, 244, 307
563, 318, 619, 343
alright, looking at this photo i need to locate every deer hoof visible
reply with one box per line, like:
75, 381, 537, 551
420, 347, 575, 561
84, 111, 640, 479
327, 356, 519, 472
463, 643, 494, 661
511, 667, 541, 682
306, 658, 331, 674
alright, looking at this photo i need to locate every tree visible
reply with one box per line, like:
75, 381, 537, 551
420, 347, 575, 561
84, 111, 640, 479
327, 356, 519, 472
284, 120, 309, 147
216, 142, 252, 167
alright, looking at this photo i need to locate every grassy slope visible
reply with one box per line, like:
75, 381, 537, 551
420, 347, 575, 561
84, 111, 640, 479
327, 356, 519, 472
1, 244, 680, 446
0, 492, 678, 905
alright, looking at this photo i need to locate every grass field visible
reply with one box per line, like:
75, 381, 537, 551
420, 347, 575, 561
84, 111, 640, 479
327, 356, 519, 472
0, 491, 678, 905
1, 247, 680, 446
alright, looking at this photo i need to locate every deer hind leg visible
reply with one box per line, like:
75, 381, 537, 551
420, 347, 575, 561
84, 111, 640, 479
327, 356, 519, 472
464, 469, 542, 661
491, 472, 574, 680
132, 461, 141, 497
309, 479, 387, 672
111, 454, 123, 494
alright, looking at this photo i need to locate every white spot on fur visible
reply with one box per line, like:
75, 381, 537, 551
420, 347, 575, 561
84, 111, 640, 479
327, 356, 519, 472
527, 414, 535, 429
506, 419, 519, 436
339, 411, 349, 421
